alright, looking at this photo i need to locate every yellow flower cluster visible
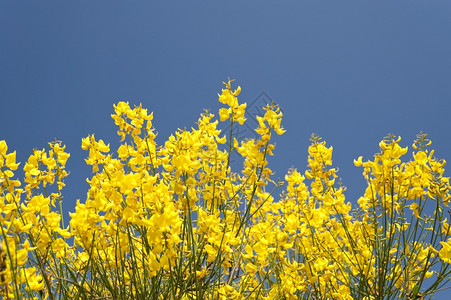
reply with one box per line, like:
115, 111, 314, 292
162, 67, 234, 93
1, 140, 70, 298
0, 80, 450, 299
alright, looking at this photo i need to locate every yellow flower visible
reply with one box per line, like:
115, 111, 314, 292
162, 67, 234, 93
354, 156, 363, 166
439, 240, 451, 263
24, 267, 44, 291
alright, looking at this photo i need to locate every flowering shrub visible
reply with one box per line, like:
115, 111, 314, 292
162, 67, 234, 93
1, 80, 450, 299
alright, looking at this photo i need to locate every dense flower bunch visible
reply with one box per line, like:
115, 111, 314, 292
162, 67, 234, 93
0, 81, 450, 299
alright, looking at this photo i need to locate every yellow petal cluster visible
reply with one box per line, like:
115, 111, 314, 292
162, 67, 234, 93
0, 84, 450, 299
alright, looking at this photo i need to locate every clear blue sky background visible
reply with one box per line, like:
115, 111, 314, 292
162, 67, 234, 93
1, 1, 451, 297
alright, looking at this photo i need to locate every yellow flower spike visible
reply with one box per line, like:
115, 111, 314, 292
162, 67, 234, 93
49, 141, 70, 168
218, 79, 248, 129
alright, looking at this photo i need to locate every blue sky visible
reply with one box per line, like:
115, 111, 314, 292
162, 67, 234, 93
2, 1, 451, 296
